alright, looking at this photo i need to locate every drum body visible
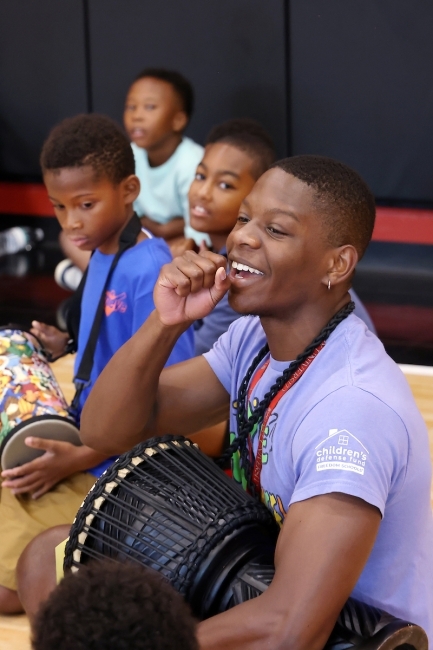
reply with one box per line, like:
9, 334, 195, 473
0, 327, 81, 469
64, 435, 279, 619
64, 435, 428, 649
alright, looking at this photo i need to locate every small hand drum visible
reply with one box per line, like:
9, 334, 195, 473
64, 435, 428, 649
0, 327, 81, 470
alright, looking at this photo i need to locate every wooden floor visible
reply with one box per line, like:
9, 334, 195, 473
1, 358, 433, 650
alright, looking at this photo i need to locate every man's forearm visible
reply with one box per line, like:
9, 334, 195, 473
80, 310, 189, 455
197, 591, 285, 650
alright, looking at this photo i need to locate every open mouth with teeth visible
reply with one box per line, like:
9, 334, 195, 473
231, 260, 264, 278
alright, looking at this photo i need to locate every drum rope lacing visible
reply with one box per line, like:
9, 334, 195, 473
64, 435, 279, 595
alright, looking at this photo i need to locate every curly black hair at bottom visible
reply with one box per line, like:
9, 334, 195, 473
32, 560, 198, 650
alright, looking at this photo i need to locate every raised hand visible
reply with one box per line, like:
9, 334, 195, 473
155, 250, 231, 326
30, 321, 69, 360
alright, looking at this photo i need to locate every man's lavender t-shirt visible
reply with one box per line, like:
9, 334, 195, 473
204, 313, 433, 641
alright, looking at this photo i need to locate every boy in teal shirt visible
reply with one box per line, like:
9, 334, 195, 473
124, 68, 207, 244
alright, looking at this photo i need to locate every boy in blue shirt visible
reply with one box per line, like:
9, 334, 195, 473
124, 68, 206, 244
0, 113, 194, 614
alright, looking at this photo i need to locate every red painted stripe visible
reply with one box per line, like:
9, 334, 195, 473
0, 182, 54, 217
1, 182, 433, 244
373, 207, 433, 245
365, 303, 433, 345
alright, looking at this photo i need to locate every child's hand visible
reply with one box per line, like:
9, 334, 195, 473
154, 250, 231, 326
31, 321, 69, 360
1, 438, 81, 499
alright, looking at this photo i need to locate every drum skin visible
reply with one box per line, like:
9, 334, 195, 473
0, 327, 80, 469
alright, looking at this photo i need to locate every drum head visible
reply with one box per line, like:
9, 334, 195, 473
0, 415, 81, 470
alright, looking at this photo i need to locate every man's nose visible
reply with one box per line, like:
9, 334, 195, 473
230, 220, 261, 249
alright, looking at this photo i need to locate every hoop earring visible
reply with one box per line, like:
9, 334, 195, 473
327, 278, 331, 291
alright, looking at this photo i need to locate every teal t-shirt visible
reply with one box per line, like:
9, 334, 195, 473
132, 137, 209, 244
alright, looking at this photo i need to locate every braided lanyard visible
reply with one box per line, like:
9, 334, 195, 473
246, 340, 326, 493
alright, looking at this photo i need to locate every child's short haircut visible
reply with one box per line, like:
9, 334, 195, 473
206, 118, 275, 179
135, 68, 195, 120
32, 560, 199, 650
40, 113, 135, 184
274, 155, 376, 258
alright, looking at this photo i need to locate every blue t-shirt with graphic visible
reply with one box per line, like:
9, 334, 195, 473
75, 236, 194, 476
204, 313, 433, 641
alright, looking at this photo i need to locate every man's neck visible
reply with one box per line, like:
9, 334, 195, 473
260, 294, 351, 361
147, 133, 182, 167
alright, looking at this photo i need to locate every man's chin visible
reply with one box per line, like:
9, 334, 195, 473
227, 290, 259, 317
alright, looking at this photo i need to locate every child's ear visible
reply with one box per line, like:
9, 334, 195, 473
122, 175, 141, 205
172, 111, 188, 134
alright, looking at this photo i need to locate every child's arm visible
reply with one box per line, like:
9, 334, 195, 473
1, 439, 110, 499
30, 321, 70, 361
139, 215, 185, 240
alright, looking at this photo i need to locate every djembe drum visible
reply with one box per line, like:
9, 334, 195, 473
64, 435, 428, 650
0, 326, 81, 470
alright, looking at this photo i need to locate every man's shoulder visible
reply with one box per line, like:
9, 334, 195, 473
317, 315, 422, 430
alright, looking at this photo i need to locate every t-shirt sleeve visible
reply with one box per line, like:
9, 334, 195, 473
289, 386, 409, 516
203, 325, 235, 393
131, 244, 165, 334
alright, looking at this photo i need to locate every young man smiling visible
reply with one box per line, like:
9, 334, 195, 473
23, 156, 433, 647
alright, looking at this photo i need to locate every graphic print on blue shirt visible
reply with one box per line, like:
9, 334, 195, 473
74, 236, 194, 477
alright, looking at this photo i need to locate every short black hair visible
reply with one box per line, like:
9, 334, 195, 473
134, 68, 194, 119
40, 113, 135, 184
206, 118, 275, 179
273, 155, 376, 258
32, 561, 198, 650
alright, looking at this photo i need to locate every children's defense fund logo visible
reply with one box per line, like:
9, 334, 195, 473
315, 429, 369, 475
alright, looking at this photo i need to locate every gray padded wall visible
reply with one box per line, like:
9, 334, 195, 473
290, 0, 433, 202
0, 0, 88, 178
88, 0, 288, 157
